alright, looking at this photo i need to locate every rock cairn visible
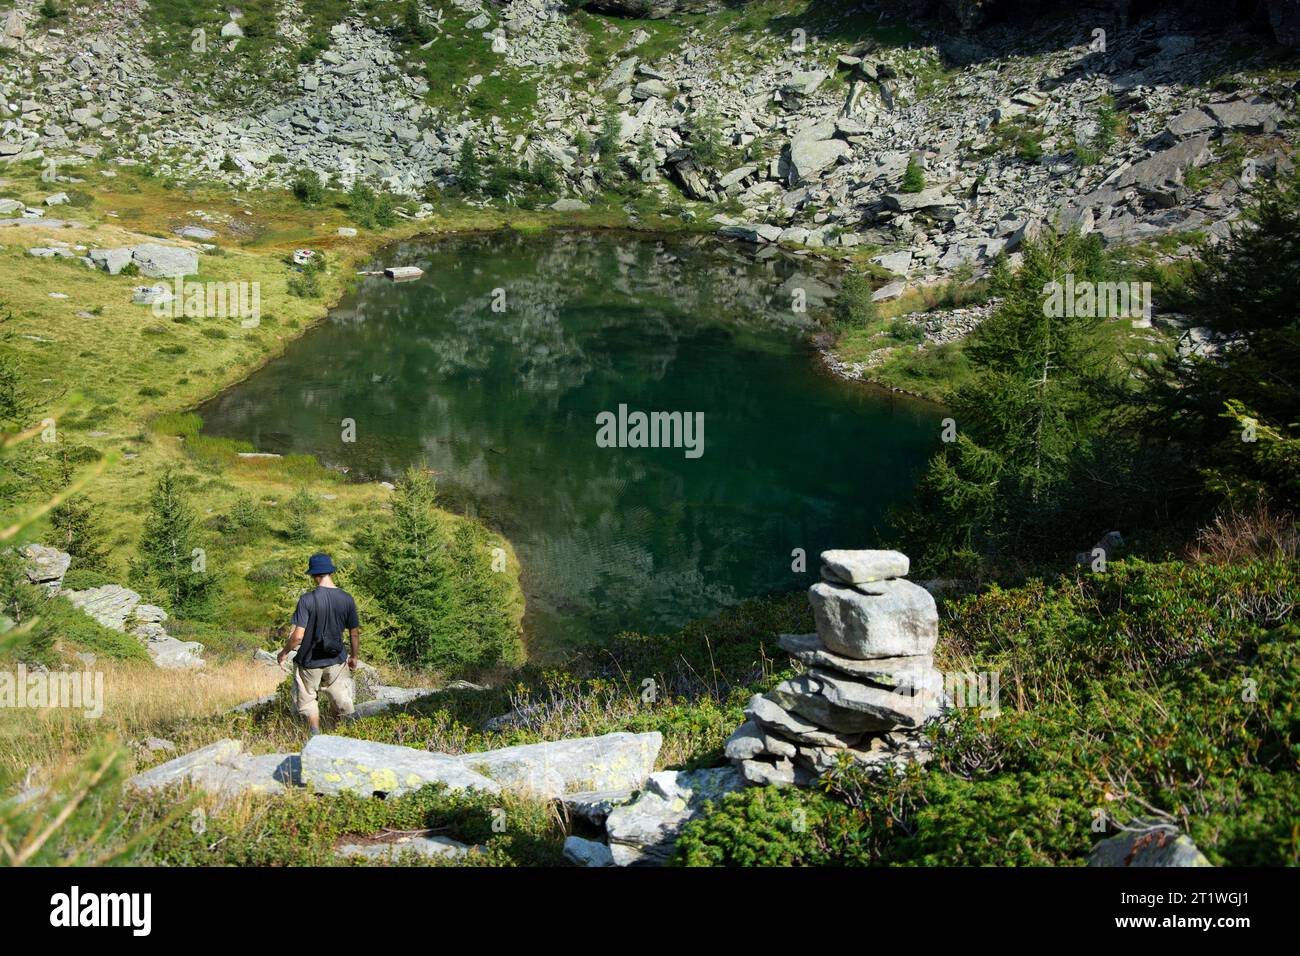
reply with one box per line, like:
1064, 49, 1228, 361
726, 549, 943, 785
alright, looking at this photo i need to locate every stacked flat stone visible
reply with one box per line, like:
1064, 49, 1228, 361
725, 549, 943, 786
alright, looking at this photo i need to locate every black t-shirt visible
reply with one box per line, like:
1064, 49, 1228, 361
291, 587, 359, 668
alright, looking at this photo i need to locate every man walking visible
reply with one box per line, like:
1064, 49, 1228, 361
278, 553, 360, 734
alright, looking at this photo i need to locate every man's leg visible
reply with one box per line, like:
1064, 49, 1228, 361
319, 662, 356, 725
293, 665, 324, 734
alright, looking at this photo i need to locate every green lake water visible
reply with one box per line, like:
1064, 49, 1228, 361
199, 231, 941, 656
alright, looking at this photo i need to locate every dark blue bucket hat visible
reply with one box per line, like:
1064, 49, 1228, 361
306, 553, 337, 576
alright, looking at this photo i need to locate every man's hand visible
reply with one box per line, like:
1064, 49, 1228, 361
277, 648, 289, 666
348, 654, 358, 671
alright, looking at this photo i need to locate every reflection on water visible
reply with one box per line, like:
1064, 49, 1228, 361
200, 231, 940, 656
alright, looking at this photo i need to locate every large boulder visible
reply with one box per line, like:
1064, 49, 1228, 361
884, 188, 961, 218
782, 71, 829, 96
1089, 823, 1212, 867
787, 135, 851, 186
300, 735, 500, 798
1113, 133, 1212, 206
605, 766, 744, 865
456, 731, 661, 798
19, 544, 70, 593
809, 579, 939, 659
142, 632, 205, 669
128, 739, 299, 803
130, 243, 199, 278
89, 247, 133, 275
1204, 100, 1284, 134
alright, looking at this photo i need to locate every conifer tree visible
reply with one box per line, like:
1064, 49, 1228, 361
130, 468, 218, 617
355, 467, 519, 674
892, 232, 1119, 573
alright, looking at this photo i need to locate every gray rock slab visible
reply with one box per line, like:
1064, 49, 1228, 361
744, 693, 863, 748
563, 835, 616, 866
128, 739, 298, 802
300, 735, 500, 798
130, 242, 199, 278
779, 633, 936, 692
457, 731, 661, 799
820, 548, 909, 584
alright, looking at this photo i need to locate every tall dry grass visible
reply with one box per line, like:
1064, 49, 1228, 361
0, 660, 284, 781
1189, 500, 1299, 565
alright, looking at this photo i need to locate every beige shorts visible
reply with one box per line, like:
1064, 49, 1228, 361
294, 661, 355, 718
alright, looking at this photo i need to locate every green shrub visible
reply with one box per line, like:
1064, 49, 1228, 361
287, 253, 325, 299
59, 567, 118, 591
684, 107, 728, 169
900, 157, 926, 193
136, 784, 564, 866
347, 182, 398, 229
290, 168, 325, 205
675, 785, 873, 866
830, 274, 879, 329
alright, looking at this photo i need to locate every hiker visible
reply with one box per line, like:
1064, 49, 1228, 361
278, 553, 360, 734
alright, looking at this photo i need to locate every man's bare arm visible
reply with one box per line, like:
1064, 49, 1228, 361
278, 626, 305, 665
348, 627, 360, 669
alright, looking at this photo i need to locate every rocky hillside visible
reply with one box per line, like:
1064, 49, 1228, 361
1, 0, 1295, 293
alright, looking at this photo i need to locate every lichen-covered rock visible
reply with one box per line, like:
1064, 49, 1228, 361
300, 735, 500, 798
605, 766, 744, 866
456, 731, 661, 799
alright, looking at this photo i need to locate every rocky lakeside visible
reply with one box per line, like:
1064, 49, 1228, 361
4, 0, 1294, 390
